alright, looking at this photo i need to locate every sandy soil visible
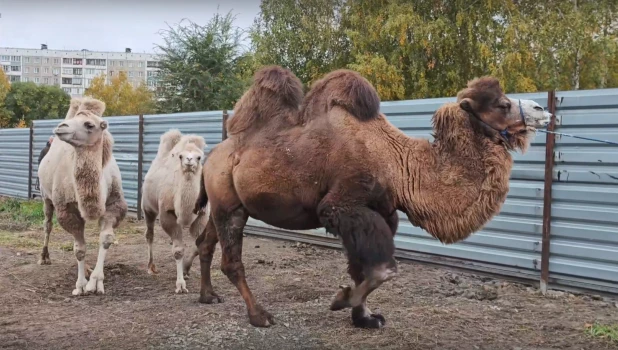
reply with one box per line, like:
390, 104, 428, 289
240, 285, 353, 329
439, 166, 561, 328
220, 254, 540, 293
0, 220, 617, 350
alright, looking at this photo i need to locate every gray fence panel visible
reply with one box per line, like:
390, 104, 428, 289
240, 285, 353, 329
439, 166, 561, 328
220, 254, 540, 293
548, 88, 618, 293
0, 128, 31, 199
245, 91, 550, 281
32, 116, 140, 212
142, 111, 224, 182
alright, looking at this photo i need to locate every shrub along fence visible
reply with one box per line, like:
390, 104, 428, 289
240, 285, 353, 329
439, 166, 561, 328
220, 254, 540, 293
0, 88, 617, 295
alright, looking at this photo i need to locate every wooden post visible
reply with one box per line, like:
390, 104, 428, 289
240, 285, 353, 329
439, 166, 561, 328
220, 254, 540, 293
540, 90, 557, 294
136, 114, 144, 220
222, 110, 228, 141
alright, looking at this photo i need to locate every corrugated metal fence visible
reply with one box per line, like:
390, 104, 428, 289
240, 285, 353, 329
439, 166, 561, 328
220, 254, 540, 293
1, 88, 617, 295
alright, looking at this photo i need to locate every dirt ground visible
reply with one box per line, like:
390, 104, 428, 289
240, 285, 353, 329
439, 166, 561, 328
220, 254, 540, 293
1, 219, 617, 350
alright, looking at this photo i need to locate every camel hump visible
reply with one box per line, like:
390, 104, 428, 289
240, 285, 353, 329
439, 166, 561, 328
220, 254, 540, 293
227, 65, 304, 136
302, 69, 380, 122
77, 97, 106, 117
65, 98, 82, 119
158, 129, 183, 156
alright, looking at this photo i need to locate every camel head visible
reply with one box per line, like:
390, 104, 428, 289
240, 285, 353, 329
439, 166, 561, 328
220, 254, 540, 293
456, 77, 551, 152
174, 143, 204, 174
54, 111, 108, 147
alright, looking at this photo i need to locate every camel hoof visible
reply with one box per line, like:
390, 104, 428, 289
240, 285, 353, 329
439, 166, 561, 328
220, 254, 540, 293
352, 313, 386, 329
147, 264, 158, 275
198, 293, 224, 304
248, 304, 275, 328
175, 280, 188, 294
38, 257, 52, 265
85, 274, 105, 295
330, 286, 352, 311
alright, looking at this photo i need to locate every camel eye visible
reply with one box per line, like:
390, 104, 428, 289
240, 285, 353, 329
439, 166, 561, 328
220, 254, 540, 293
179, 155, 183, 160
500, 103, 511, 110
84, 122, 95, 130
534, 106, 543, 111
197, 156, 201, 161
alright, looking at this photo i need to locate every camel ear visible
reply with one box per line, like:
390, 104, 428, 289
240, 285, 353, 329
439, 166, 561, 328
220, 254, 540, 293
100, 120, 108, 130
459, 98, 477, 114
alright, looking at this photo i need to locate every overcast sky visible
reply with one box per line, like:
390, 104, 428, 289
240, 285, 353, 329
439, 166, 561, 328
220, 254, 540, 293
0, 0, 260, 53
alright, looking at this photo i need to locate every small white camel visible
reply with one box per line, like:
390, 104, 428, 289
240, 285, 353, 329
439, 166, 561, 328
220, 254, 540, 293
38, 97, 128, 296
141, 129, 208, 293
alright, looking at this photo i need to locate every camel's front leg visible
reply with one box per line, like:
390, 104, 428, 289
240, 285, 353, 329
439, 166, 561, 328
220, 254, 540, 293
160, 211, 188, 293
87, 195, 127, 295
56, 203, 88, 296
38, 198, 54, 265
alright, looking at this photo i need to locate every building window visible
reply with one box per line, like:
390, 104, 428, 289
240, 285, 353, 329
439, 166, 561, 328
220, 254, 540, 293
44, 78, 49, 84
44, 67, 49, 74
72, 88, 79, 94
73, 68, 82, 75
34, 77, 40, 84
62, 68, 73, 74
1, 56, 9, 61
119, 61, 124, 67
138, 62, 143, 68
63, 87, 71, 93
85, 68, 95, 74
54, 78, 59, 84
10, 66, 20, 72
24, 67, 29, 74
54, 58, 59, 64
109, 71, 114, 77
109, 61, 114, 66
44, 58, 49, 64
62, 77, 72, 84
63, 58, 72, 64
35, 57, 40, 63
11, 56, 21, 62
24, 57, 30, 63
23, 77, 29, 83
1, 65, 8, 72
86, 59, 106, 66
72, 78, 82, 85
53, 68, 60, 75
138, 71, 143, 77
128, 71, 134, 77
34, 67, 40, 73
10, 76, 20, 82
85, 78, 91, 87
148, 80, 156, 87
73, 58, 82, 65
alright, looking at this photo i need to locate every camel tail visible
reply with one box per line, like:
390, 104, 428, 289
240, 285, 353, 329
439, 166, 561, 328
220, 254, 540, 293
193, 172, 208, 216
158, 129, 183, 157
305, 69, 381, 122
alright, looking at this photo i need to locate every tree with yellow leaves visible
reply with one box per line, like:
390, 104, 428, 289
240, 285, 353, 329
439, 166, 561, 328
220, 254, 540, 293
85, 71, 156, 116
0, 69, 11, 127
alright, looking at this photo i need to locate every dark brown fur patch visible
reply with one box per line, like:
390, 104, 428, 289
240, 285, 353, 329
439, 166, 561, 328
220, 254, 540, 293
227, 65, 304, 136
301, 69, 380, 123
456, 76, 503, 112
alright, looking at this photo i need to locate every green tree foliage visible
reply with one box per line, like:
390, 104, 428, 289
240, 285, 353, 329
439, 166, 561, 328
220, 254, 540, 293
250, 0, 618, 100
85, 72, 156, 116
251, 0, 350, 85
3, 82, 70, 127
155, 12, 247, 113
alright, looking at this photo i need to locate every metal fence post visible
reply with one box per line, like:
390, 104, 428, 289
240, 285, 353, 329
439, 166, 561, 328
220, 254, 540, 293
27, 122, 34, 199
540, 90, 558, 294
222, 110, 228, 141
136, 114, 144, 220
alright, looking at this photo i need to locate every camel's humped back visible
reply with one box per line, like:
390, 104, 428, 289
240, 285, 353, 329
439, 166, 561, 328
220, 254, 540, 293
170, 134, 206, 156
65, 97, 106, 119
157, 129, 183, 157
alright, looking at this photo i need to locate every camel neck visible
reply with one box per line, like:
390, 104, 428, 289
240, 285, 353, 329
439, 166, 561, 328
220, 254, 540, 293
73, 143, 105, 220
383, 106, 514, 244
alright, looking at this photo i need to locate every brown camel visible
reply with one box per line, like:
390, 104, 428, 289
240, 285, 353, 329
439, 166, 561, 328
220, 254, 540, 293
194, 66, 551, 329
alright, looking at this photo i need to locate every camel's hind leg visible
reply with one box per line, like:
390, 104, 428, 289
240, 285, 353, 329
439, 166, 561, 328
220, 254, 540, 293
196, 214, 223, 304
38, 198, 54, 265
319, 201, 397, 329
211, 205, 274, 327
86, 193, 128, 295
56, 203, 88, 296
144, 209, 158, 275
160, 210, 188, 293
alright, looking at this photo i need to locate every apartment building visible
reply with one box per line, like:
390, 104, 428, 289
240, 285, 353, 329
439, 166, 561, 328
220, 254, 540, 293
0, 45, 161, 97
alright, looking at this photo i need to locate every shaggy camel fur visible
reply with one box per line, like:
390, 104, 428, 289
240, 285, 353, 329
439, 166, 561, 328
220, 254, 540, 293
37, 97, 127, 295
35, 136, 54, 191
141, 129, 208, 293
195, 66, 551, 328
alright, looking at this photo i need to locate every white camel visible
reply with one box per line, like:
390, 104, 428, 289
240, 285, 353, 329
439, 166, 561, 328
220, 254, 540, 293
141, 129, 208, 293
38, 97, 128, 295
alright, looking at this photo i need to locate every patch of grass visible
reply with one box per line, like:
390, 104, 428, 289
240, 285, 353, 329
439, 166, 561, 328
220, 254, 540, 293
0, 197, 46, 228
59, 242, 74, 252
586, 322, 618, 344
0, 231, 41, 249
